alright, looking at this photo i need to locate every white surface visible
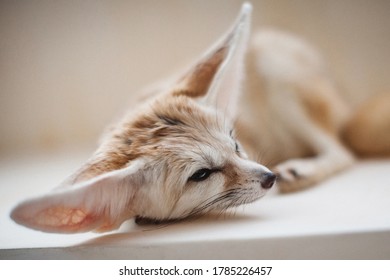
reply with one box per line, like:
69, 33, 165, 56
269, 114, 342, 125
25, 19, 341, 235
0, 151, 389, 259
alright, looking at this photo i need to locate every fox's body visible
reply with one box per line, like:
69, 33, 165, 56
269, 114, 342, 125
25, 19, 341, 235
241, 30, 347, 164
238, 29, 355, 192
11, 4, 389, 233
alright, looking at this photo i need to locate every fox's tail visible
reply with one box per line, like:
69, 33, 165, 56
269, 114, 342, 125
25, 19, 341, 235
342, 93, 390, 157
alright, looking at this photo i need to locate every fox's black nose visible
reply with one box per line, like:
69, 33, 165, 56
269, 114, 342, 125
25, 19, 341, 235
260, 172, 276, 189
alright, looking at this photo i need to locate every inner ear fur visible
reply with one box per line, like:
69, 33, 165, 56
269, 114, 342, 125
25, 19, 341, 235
172, 3, 251, 102
10, 159, 145, 233
173, 46, 228, 98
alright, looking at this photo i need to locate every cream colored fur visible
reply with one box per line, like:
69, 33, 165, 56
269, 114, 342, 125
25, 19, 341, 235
238, 29, 355, 192
10, 3, 389, 233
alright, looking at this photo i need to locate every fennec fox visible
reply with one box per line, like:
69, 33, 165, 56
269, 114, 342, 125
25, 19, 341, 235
11, 3, 390, 233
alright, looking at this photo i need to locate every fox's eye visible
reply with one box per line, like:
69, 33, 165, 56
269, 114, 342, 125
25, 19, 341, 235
235, 142, 239, 153
189, 168, 214, 182
230, 129, 240, 154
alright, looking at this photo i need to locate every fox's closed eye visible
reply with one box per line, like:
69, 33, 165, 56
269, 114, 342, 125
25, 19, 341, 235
230, 130, 240, 153
189, 168, 217, 182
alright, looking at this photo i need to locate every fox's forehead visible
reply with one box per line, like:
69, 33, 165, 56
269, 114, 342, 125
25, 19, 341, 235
151, 95, 231, 133
110, 95, 235, 164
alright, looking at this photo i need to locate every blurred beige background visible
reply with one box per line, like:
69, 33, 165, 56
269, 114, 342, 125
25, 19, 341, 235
1, 0, 389, 156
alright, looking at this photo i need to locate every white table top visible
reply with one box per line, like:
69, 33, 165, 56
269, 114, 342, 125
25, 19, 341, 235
1, 150, 389, 259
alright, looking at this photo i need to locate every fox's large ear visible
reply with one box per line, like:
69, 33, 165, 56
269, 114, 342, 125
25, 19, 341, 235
173, 3, 252, 119
10, 159, 145, 233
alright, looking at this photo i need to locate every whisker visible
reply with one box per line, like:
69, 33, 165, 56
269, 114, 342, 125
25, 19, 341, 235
188, 190, 239, 217
139, 190, 236, 230
139, 187, 257, 232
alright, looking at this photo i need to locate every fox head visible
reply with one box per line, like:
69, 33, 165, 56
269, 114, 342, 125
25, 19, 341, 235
11, 3, 276, 233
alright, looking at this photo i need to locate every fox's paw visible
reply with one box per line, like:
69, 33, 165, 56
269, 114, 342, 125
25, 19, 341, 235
273, 159, 322, 193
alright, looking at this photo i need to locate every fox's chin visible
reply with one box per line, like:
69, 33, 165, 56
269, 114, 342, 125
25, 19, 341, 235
134, 193, 267, 225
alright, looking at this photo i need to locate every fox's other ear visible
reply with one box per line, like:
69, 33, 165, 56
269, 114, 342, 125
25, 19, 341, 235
10, 159, 145, 233
173, 3, 252, 119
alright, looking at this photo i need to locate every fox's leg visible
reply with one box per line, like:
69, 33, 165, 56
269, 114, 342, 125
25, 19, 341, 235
274, 123, 355, 193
